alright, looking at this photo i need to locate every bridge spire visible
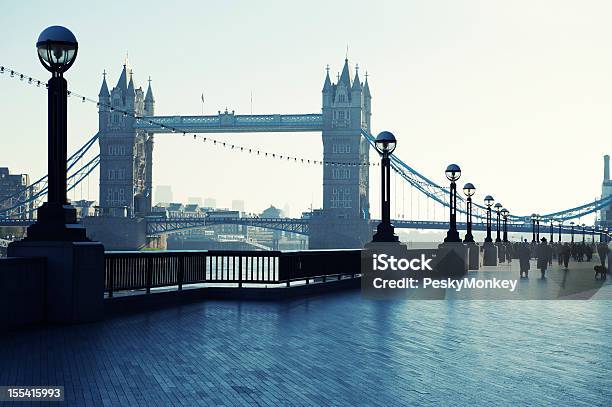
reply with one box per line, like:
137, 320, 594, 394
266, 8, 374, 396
322, 65, 332, 92
145, 76, 155, 116
98, 70, 109, 97
339, 57, 351, 87
352, 64, 361, 91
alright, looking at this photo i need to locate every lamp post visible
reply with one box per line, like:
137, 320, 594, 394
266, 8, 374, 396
536, 214, 540, 241
570, 221, 575, 243
494, 203, 502, 243
531, 213, 537, 242
462, 183, 475, 243
372, 131, 398, 242
485, 196, 495, 243
22, 26, 87, 241
549, 219, 554, 243
558, 220, 562, 242
443, 164, 462, 243
8, 26, 104, 325
581, 223, 586, 243
591, 226, 595, 244
501, 208, 509, 242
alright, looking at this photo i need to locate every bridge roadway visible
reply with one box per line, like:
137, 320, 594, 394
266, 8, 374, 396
0, 217, 582, 237
133, 113, 324, 133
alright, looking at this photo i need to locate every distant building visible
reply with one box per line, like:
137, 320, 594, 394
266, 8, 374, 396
204, 198, 217, 208
183, 204, 202, 218
601, 155, 612, 227
231, 199, 245, 212
261, 205, 282, 218
0, 167, 33, 219
167, 203, 184, 218
72, 200, 96, 219
207, 210, 241, 235
188, 197, 203, 206
155, 185, 173, 205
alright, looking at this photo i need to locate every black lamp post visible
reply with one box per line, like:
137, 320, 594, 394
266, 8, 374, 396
463, 183, 475, 243
531, 213, 537, 242
591, 226, 595, 243
24, 26, 87, 242
581, 223, 586, 243
501, 208, 509, 242
570, 221, 575, 243
536, 214, 540, 241
549, 219, 554, 242
558, 220, 562, 242
494, 203, 502, 243
443, 164, 462, 243
484, 195, 494, 243
372, 131, 398, 242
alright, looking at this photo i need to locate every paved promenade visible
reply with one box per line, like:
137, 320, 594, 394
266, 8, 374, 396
1, 259, 611, 406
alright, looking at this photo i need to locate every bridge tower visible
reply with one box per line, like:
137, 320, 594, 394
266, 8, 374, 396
309, 59, 373, 248
97, 61, 154, 217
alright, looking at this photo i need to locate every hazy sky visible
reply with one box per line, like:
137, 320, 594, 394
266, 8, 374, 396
0, 0, 610, 222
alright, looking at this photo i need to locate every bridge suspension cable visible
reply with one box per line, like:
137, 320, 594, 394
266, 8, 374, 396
1, 63, 608, 225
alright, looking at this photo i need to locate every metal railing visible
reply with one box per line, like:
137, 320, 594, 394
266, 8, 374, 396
105, 249, 361, 297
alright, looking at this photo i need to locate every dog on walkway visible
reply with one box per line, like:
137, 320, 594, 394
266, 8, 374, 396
594, 265, 607, 280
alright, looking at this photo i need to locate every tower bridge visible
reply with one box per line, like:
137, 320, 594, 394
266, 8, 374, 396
95, 57, 372, 248
1, 57, 610, 250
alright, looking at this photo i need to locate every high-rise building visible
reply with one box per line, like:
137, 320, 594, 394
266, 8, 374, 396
0, 167, 33, 219
188, 197, 203, 206
155, 185, 173, 204
231, 199, 245, 212
203, 198, 217, 208
601, 154, 612, 227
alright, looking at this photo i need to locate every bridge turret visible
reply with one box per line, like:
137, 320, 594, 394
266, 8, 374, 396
363, 74, 371, 132
144, 77, 155, 116
98, 60, 152, 218
98, 71, 110, 131
322, 67, 332, 109
126, 74, 136, 111
312, 57, 373, 249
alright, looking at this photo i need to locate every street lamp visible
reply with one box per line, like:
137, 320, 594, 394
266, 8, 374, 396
535, 214, 540, 241
25, 26, 86, 241
372, 131, 398, 242
570, 221, 575, 243
557, 219, 562, 242
531, 213, 537, 242
549, 219, 554, 243
591, 226, 596, 243
463, 182, 475, 243
501, 208, 509, 242
443, 164, 461, 243
494, 203, 502, 243
484, 195, 495, 243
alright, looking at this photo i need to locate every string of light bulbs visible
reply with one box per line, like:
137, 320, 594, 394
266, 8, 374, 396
0, 64, 381, 168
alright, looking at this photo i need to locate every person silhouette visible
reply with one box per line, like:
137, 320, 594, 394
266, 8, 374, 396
518, 239, 531, 278
536, 237, 552, 279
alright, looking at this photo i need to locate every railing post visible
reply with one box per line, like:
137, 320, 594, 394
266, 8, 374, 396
286, 255, 291, 288
146, 255, 153, 294
108, 257, 114, 298
238, 256, 243, 288
178, 255, 184, 291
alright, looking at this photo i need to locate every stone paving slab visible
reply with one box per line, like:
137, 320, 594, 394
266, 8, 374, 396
0, 260, 611, 406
